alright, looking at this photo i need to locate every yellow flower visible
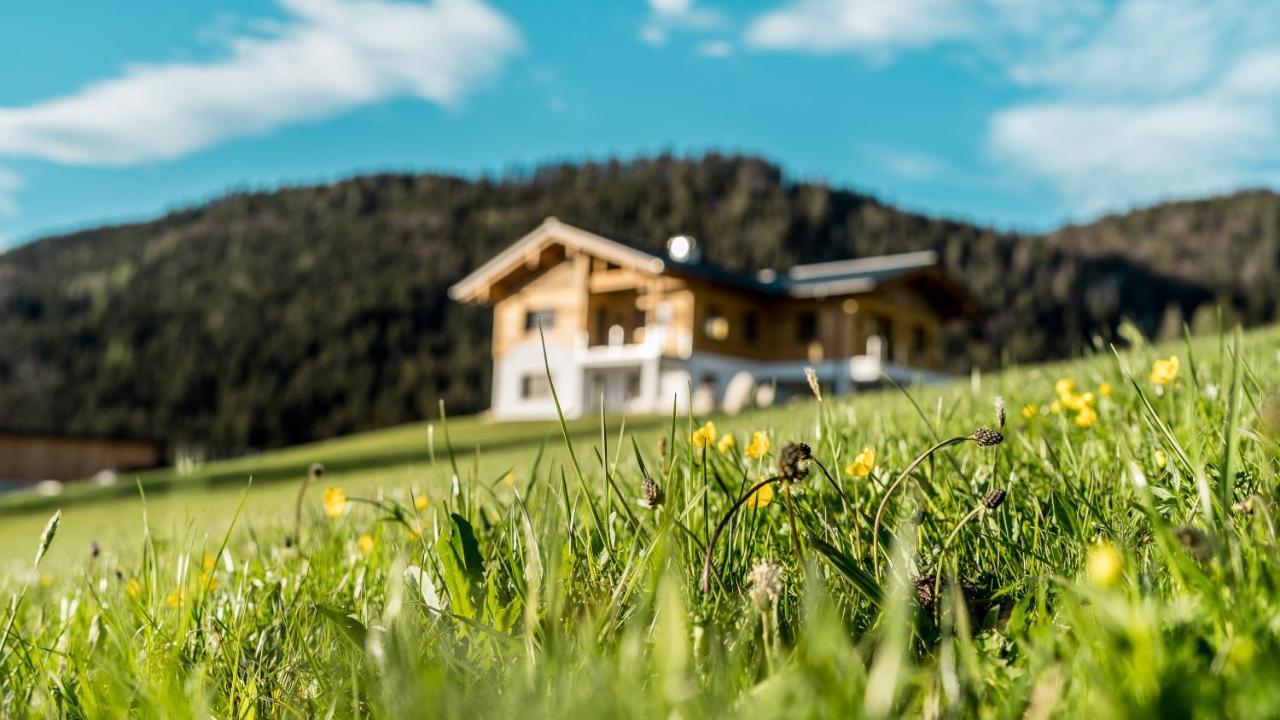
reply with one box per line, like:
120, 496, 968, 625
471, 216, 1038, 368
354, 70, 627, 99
746, 483, 774, 509
1074, 407, 1098, 429
1098, 382, 1113, 397
414, 495, 430, 510
1153, 449, 1167, 469
1150, 355, 1180, 386
408, 528, 422, 541
200, 574, 217, 593
202, 554, 216, 572
1050, 400, 1062, 414
1086, 542, 1124, 589
125, 579, 142, 598
38, 574, 52, 589
323, 487, 349, 518
690, 421, 717, 450
358, 533, 375, 554
503, 472, 517, 486
1022, 404, 1038, 419
166, 588, 186, 608
716, 433, 736, 454
1062, 391, 1096, 412
1055, 378, 1075, 399
844, 447, 876, 478
745, 430, 771, 459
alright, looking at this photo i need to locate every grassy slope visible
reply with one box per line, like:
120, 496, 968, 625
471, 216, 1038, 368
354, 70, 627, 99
1, 326, 1279, 717
0, 413, 669, 570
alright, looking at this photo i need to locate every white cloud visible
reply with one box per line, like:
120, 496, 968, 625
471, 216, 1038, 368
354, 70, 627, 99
696, 40, 733, 58
746, 0, 1280, 213
0, 0, 521, 166
641, 0, 723, 47
745, 0, 974, 54
988, 0, 1280, 212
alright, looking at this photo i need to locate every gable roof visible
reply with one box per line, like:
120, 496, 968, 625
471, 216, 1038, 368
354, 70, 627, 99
449, 218, 978, 315
448, 217, 664, 302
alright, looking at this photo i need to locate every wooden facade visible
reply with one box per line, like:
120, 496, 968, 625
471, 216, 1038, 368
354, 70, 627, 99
0, 431, 162, 485
451, 218, 977, 419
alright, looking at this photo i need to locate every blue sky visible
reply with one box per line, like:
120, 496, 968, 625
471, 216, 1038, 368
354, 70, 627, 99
2, 0, 1279, 247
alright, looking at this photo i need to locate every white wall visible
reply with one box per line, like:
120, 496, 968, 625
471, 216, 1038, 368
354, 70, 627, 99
491, 339, 583, 420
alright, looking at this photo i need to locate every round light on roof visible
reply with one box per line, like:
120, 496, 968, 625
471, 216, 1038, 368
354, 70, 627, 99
667, 234, 697, 262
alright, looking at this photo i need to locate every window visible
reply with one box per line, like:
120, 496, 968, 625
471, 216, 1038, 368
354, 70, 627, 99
913, 325, 930, 363
703, 304, 729, 341
626, 372, 642, 400
797, 311, 818, 343
743, 310, 759, 344
521, 374, 551, 399
525, 309, 555, 331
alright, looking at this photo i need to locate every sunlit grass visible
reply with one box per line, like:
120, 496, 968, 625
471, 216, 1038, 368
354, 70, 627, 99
1, 325, 1278, 718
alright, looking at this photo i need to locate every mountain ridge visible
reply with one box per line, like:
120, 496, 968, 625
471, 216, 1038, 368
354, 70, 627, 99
2, 153, 1275, 450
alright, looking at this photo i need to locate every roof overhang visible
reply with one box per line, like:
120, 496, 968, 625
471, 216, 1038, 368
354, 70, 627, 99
448, 217, 665, 304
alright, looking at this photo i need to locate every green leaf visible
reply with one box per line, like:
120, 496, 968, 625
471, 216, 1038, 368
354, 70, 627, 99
808, 533, 881, 607
436, 512, 485, 619
313, 603, 367, 649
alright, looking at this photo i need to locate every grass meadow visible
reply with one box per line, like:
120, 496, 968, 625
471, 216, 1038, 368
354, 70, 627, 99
2, 325, 1279, 718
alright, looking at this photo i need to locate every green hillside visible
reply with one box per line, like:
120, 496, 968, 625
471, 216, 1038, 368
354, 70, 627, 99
5, 154, 1277, 453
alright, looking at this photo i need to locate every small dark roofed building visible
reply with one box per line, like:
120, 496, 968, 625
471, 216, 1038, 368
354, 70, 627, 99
0, 429, 163, 487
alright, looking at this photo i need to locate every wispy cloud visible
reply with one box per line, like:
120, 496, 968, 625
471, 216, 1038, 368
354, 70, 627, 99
744, 0, 974, 55
0, 0, 521, 166
745, 0, 1280, 213
641, 0, 724, 47
989, 0, 1280, 212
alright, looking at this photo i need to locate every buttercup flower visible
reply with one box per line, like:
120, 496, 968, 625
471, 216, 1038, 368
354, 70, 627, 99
1055, 378, 1075, 399
1086, 541, 1124, 589
125, 579, 142, 598
358, 534, 375, 554
1022, 404, 1038, 419
1098, 382, 1113, 397
746, 482, 775, 509
323, 487, 349, 518
414, 495, 430, 510
1154, 449, 1167, 468
845, 447, 876, 478
690, 421, 717, 450
1074, 406, 1098, 429
503, 472, 517, 486
717, 433, 736, 454
1050, 401, 1062, 414
745, 430, 771, 460
1150, 356, 1180, 386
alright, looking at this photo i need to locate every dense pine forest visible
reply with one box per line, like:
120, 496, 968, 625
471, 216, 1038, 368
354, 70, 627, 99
1, 154, 1276, 451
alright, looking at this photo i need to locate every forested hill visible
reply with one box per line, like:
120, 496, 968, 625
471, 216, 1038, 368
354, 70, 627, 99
2, 154, 1277, 451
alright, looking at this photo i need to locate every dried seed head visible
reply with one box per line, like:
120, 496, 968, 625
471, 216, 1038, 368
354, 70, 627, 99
1174, 525, 1212, 561
89, 541, 100, 559
994, 396, 1006, 430
657, 435, 668, 459
804, 367, 823, 402
972, 426, 1004, 447
746, 561, 784, 611
776, 442, 812, 482
914, 573, 988, 616
308, 462, 325, 481
910, 507, 928, 526
982, 488, 1007, 510
638, 476, 665, 510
